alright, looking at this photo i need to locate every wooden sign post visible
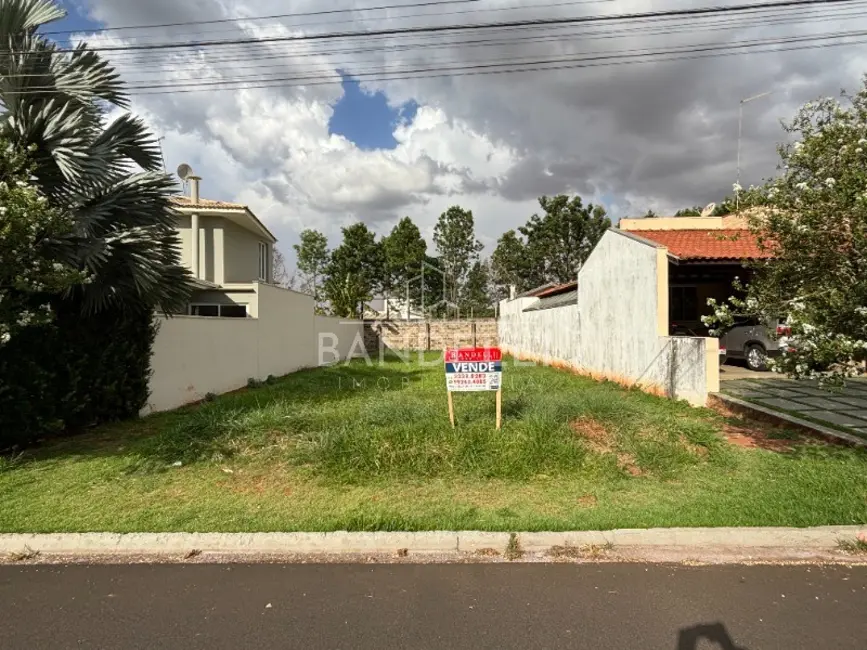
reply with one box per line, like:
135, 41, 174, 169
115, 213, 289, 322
444, 347, 503, 429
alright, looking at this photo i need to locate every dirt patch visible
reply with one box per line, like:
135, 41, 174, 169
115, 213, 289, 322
570, 419, 644, 476
570, 417, 615, 453
473, 547, 501, 557
577, 494, 598, 508
720, 421, 795, 452
547, 543, 614, 559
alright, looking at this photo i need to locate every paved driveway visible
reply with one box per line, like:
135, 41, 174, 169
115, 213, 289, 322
720, 376, 867, 439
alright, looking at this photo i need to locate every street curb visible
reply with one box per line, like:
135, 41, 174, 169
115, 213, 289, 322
711, 393, 867, 447
1, 526, 865, 558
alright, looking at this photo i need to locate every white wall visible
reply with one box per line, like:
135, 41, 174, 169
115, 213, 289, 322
499, 230, 716, 405
315, 315, 366, 364
144, 283, 364, 414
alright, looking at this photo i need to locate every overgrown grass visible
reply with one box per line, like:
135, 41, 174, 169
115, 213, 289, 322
1, 353, 866, 532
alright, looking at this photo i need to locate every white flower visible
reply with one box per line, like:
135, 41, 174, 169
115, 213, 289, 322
52, 263, 64, 272
732, 182, 743, 192
0, 332, 9, 344
794, 142, 804, 151
795, 182, 809, 190
858, 148, 864, 154
825, 177, 836, 187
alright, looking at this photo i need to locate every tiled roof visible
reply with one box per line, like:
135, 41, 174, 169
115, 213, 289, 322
627, 228, 773, 260
523, 288, 578, 312
535, 281, 578, 298
170, 196, 246, 210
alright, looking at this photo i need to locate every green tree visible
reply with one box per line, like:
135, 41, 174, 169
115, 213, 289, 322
433, 205, 483, 311
704, 83, 867, 383
0, 141, 83, 346
0, 0, 190, 314
491, 229, 530, 297
462, 259, 494, 317
675, 206, 703, 216
382, 216, 427, 318
293, 229, 329, 306
519, 194, 610, 287
323, 223, 383, 318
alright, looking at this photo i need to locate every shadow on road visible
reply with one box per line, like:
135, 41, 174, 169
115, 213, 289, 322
678, 623, 749, 650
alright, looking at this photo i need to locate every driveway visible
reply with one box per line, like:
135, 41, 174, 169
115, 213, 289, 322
720, 375, 867, 440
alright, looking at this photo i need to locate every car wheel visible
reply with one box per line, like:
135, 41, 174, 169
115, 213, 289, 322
746, 344, 768, 371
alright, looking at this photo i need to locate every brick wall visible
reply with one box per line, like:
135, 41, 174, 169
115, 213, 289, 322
364, 319, 498, 351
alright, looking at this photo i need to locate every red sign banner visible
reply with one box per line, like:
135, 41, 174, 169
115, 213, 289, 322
444, 347, 502, 363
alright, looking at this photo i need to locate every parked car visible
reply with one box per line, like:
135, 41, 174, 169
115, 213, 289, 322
720, 317, 790, 371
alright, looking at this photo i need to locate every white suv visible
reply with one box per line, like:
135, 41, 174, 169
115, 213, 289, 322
720, 317, 790, 371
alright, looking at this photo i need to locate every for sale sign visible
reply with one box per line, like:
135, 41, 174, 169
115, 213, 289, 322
445, 347, 502, 392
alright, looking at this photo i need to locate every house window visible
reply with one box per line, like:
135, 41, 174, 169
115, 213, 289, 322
258, 242, 268, 281
670, 286, 699, 322
189, 304, 248, 318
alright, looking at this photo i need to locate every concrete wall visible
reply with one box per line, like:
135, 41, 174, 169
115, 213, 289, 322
145, 284, 364, 414
498, 230, 719, 406
316, 315, 367, 364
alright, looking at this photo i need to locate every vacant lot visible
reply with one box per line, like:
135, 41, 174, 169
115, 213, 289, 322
2, 353, 866, 532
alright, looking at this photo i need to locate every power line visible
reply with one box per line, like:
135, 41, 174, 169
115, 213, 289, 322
34, 0, 861, 54
48, 0, 617, 44
41, 0, 485, 36
9, 27, 864, 94
82, 2, 867, 78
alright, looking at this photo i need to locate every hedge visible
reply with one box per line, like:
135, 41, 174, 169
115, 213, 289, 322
0, 303, 156, 450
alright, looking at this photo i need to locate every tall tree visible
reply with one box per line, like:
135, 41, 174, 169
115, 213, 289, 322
382, 216, 427, 319
462, 259, 494, 318
491, 229, 530, 297
433, 205, 483, 311
323, 223, 383, 319
0, 0, 191, 315
519, 195, 610, 287
704, 83, 867, 383
293, 229, 329, 305
271, 247, 292, 288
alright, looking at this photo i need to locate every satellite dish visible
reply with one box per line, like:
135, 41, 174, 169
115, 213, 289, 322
700, 202, 716, 217
176, 163, 194, 181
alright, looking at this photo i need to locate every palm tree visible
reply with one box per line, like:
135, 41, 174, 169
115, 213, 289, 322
0, 0, 191, 314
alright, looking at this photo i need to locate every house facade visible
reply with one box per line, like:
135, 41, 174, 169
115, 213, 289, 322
170, 175, 277, 317
618, 214, 772, 336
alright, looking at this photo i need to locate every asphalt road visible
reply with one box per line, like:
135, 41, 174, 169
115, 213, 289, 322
1, 563, 865, 649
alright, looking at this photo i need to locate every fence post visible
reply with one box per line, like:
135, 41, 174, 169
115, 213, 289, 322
472, 321, 477, 347
426, 321, 431, 351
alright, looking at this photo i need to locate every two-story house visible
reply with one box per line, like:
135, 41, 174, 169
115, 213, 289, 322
170, 175, 277, 317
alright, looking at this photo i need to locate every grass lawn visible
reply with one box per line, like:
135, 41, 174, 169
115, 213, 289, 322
2, 353, 867, 533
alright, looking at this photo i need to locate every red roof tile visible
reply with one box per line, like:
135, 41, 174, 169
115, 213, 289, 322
628, 229, 773, 260
535, 281, 578, 297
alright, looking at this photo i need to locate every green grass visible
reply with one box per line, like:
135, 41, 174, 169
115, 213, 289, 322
2, 352, 867, 533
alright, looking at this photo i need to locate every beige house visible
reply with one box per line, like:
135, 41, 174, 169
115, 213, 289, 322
170, 176, 277, 317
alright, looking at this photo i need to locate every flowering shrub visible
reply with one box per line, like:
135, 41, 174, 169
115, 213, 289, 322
703, 83, 867, 385
0, 142, 83, 346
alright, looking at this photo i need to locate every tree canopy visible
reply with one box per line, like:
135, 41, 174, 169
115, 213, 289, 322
433, 205, 483, 312
704, 82, 867, 383
323, 223, 383, 318
293, 228, 329, 305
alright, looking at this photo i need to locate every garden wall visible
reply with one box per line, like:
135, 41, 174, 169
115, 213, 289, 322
144, 284, 363, 414
363, 319, 498, 352
498, 229, 719, 406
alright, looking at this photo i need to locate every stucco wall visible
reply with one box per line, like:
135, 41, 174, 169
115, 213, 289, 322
223, 220, 269, 284
145, 284, 364, 414
316, 315, 366, 364
498, 230, 716, 406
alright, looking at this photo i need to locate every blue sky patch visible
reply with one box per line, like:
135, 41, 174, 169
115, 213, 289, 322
329, 74, 417, 151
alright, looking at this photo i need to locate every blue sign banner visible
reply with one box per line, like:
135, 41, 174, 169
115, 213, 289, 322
446, 361, 502, 374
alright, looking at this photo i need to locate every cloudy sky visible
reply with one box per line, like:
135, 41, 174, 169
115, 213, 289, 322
54, 0, 867, 265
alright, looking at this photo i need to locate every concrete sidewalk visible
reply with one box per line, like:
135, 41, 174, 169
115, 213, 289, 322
2, 526, 865, 564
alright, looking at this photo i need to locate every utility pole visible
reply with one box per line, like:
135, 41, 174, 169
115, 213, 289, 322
736, 91, 772, 212
157, 136, 167, 173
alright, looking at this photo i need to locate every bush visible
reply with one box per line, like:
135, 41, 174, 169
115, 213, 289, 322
0, 303, 156, 449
